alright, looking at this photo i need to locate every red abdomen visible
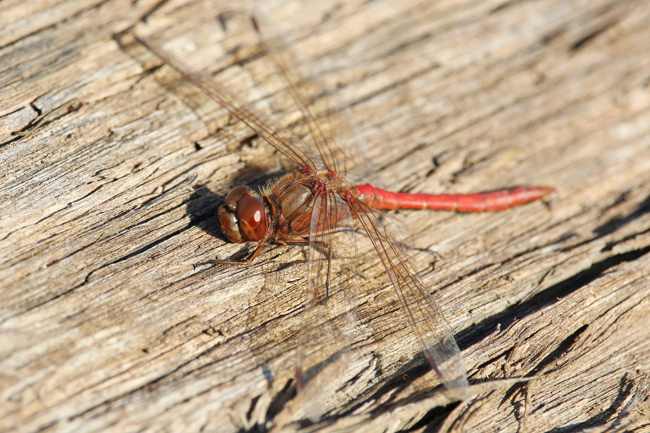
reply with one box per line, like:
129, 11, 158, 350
354, 184, 554, 212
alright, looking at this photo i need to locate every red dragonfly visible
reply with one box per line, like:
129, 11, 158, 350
134, 16, 553, 416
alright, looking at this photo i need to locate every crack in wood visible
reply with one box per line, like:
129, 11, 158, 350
569, 21, 618, 52
457, 245, 650, 352
545, 373, 636, 432
595, 193, 650, 238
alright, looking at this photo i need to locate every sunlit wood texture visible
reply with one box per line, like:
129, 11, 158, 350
1, 0, 649, 431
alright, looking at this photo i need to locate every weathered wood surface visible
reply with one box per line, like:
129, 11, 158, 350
2, 0, 649, 431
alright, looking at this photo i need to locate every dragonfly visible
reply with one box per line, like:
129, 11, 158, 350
131, 15, 553, 417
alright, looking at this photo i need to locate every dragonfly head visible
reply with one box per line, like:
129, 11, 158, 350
218, 185, 269, 243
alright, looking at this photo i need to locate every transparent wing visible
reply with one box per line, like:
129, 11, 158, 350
348, 198, 470, 400
252, 15, 339, 174
127, 31, 321, 172
251, 15, 377, 180
294, 190, 363, 421
126, 18, 378, 180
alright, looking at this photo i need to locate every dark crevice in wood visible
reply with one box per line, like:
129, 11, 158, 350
265, 378, 296, 424
9, 221, 194, 320
139, 0, 171, 24
245, 394, 261, 424
239, 133, 259, 149
594, 193, 650, 238
546, 373, 635, 432
33, 420, 57, 433
0, 0, 112, 50
162, 315, 199, 336
558, 192, 650, 253
569, 21, 617, 52
98, 223, 193, 269
384, 32, 433, 57
602, 226, 650, 252
539, 27, 568, 46
435, 228, 569, 300
474, 345, 512, 373
350, 358, 452, 419
527, 245, 648, 308
599, 188, 632, 214
0, 134, 24, 148
141, 62, 165, 77
130, 177, 198, 213
11, 101, 41, 134
378, 142, 443, 184
424, 156, 441, 178
491, 0, 528, 14
221, 47, 267, 72
457, 245, 650, 351
450, 155, 490, 184
0, 105, 35, 120
412, 401, 460, 432
8, 99, 84, 144
501, 325, 588, 404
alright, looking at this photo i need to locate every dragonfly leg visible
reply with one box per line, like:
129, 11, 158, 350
210, 239, 266, 266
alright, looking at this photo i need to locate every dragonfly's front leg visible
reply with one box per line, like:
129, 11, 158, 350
210, 239, 266, 266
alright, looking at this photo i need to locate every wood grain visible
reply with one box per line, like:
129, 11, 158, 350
1, 0, 649, 432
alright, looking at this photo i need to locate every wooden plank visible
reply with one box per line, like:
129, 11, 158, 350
1, 0, 649, 431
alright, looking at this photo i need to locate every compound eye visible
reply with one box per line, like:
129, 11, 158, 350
217, 205, 242, 243
225, 186, 252, 209
236, 195, 268, 241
